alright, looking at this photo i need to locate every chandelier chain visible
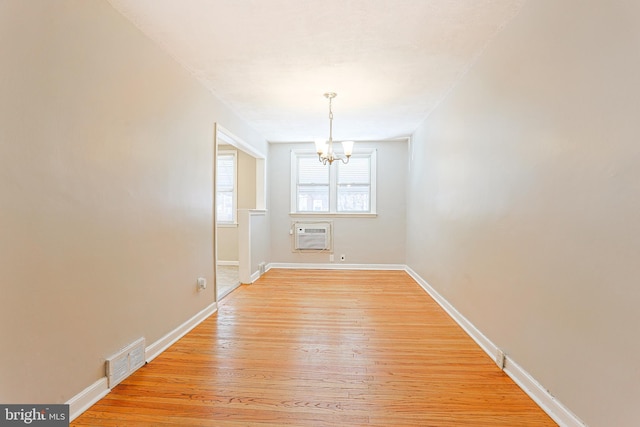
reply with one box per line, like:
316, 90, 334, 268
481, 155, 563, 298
315, 92, 353, 165
328, 96, 333, 142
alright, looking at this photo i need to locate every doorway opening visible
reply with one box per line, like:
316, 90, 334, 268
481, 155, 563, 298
214, 124, 266, 300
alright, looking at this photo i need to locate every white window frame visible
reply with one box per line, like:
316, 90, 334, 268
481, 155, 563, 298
290, 149, 377, 216
217, 149, 237, 225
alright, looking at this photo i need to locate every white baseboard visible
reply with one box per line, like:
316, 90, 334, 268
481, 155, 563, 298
239, 270, 261, 285
404, 266, 585, 427
145, 301, 218, 362
504, 358, 586, 427
67, 301, 218, 421
404, 267, 497, 358
66, 377, 109, 422
67, 266, 584, 427
250, 270, 261, 283
217, 260, 239, 266
266, 262, 406, 271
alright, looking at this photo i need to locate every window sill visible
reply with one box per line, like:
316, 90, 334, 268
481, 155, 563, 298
289, 212, 377, 218
217, 222, 238, 228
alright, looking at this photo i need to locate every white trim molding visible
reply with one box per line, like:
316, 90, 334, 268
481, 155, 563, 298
404, 266, 586, 427
404, 267, 497, 357
68, 264, 585, 427
261, 263, 585, 426
145, 302, 218, 362
504, 358, 586, 427
267, 262, 406, 271
66, 377, 109, 422
217, 260, 239, 266
289, 213, 378, 218
250, 270, 261, 283
290, 148, 377, 215
67, 302, 217, 421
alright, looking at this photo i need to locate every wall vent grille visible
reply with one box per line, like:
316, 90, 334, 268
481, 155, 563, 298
105, 337, 145, 388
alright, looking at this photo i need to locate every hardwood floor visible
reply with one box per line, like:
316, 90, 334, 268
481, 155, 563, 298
72, 269, 556, 426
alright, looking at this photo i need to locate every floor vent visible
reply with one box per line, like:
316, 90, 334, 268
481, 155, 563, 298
105, 337, 145, 388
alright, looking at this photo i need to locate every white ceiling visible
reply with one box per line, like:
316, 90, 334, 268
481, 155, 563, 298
108, 0, 525, 142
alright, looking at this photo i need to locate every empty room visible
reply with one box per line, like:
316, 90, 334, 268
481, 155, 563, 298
1, 1, 638, 426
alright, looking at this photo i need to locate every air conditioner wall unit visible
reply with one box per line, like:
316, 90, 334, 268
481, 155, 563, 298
293, 222, 332, 251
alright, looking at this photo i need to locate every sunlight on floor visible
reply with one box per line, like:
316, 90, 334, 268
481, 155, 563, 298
216, 264, 240, 299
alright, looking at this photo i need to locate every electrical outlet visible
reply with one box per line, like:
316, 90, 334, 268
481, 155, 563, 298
329, 254, 334, 262
197, 277, 207, 291
340, 254, 346, 262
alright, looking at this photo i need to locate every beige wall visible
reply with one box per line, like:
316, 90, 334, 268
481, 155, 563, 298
0, 0, 265, 404
216, 227, 239, 262
238, 150, 257, 210
269, 141, 407, 265
406, 1, 640, 425
8, 1, 638, 424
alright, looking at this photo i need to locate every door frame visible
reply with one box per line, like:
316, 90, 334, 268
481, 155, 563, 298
213, 123, 266, 300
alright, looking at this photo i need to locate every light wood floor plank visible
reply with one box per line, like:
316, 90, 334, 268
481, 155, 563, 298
72, 269, 556, 426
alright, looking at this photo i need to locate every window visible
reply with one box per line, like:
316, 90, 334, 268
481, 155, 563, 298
217, 150, 237, 224
295, 156, 330, 212
291, 149, 376, 215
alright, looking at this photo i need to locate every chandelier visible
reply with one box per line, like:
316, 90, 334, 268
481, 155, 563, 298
314, 92, 354, 165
